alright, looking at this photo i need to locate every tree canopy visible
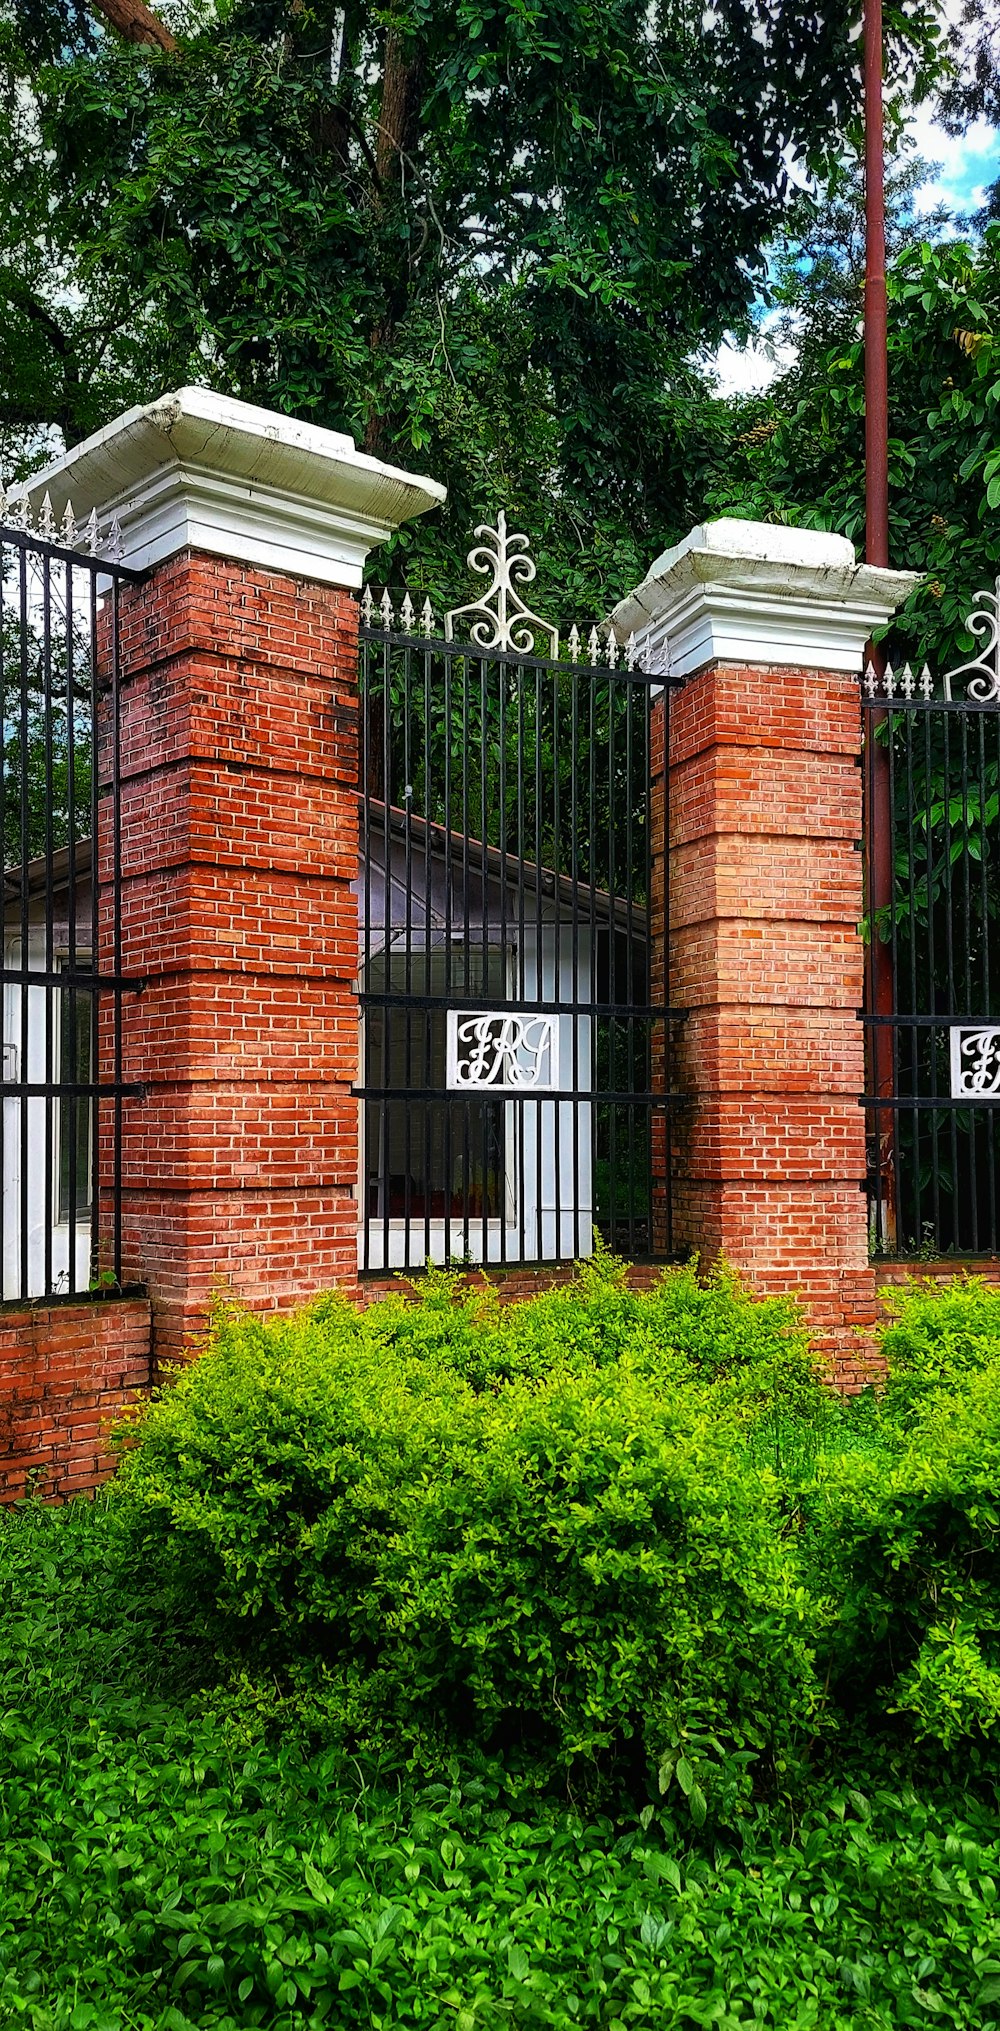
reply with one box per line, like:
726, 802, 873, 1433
0, 0, 943, 609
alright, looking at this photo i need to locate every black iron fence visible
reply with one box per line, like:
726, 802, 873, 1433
863, 642, 1000, 1255
357, 591, 685, 1274
0, 515, 142, 1303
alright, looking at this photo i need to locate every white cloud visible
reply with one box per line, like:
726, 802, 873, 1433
707, 94, 1000, 393
710, 333, 795, 396
908, 111, 1000, 216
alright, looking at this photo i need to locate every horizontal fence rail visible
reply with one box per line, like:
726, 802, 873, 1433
357, 622, 686, 1274
0, 519, 144, 1303
863, 679, 1000, 1256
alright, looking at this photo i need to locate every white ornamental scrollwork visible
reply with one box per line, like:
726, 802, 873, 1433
950, 1024, 1000, 1097
447, 1010, 559, 1091
942, 578, 1000, 703
444, 512, 559, 657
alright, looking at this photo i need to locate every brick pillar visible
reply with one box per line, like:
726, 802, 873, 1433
614, 521, 919, 1369
112, 554, 361, 1354
21, 389, 445, 1357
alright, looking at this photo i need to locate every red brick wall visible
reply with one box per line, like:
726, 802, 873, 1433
666, 659, 880, 1368
106, 552, 362, 1360
0, 1298, 151, 1501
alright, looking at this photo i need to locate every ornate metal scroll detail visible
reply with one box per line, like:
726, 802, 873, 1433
446, 1010, 559, 1091
942, 579, 1000, 702
0, 484, 124, 561
444, 512, 559, 656
950, 1025, 1000, 1097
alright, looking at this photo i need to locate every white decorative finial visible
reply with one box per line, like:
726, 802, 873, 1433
38, 492, 57, 542
360, 585, 374, 625
379, 588, 394, 630
444, 511, 559, 656
400, 590, 415, 633
60, 499, 77, 549
568, 624, 581, 664
920, 663, 933, 700
85, 509, 101, 555
420, 596, 435, 638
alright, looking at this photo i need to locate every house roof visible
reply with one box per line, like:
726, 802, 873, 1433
362, 800, 648, 936
6, 815, 648, 938
4, 839, 92, 909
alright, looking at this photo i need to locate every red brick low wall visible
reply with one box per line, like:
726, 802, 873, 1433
0, 1298, 152, 1502
357, 1263, 670, 1308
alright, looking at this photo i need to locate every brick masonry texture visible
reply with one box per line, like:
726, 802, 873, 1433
107, 552, 363, 1360
665, 659, 881, 1369
0, 1299, 152, 1501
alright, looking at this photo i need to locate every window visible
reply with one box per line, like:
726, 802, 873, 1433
363, 945, 508, 1224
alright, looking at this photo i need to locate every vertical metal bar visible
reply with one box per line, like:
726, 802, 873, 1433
18, 545, 30, 1301
0, 541, 7, 1296
65, 557, 80, 1294
381, 635, 392, 1273
607, 663, 618, 1251
443, 647, 454, 1269
110, 575, 124, 1289
922, 696, 941, 1248
361, 633, 372, 1271
624, 671, 636, 1258
660, 678, 672, 1255
534, 661, 543, 1260
86, 562, 101, 1294
551, 662, 562, 1261
516, 664, 526, 1262
423, 640, 433, 1269
480, 654, 491, 1265
497, 656, 509, 1266
41, 553, 54, 1298
901, 700, 919, 1251
985, 710, 998, 1249
402, 644, 414, 1266
570, 661, 581, 1257
942, 706, 960, 1248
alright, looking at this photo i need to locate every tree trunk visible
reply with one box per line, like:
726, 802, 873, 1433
364, 26, 425, 455
89, 0, 178, 53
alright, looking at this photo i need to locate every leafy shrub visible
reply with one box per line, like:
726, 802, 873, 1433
878, 1273, 1000, 1427
798, 1279, 1000, 1749
112, 1257, 827, 1814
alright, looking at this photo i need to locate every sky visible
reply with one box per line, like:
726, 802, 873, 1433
712, 102, 1000, 396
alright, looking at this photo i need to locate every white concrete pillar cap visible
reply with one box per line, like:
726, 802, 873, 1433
609, 518, 920, 675
10, 386, 447, 589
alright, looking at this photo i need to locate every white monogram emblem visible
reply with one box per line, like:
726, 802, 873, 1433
950, 1026, 1000, 1097
447, 1011, 559, 1090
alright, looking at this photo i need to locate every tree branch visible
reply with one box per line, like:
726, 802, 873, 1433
87, 0, 178, 54
0, 275, 85, 444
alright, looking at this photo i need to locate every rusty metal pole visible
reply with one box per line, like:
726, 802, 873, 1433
864, 0, 896, 1247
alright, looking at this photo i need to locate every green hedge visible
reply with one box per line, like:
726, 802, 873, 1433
111, 1259, 827, 1817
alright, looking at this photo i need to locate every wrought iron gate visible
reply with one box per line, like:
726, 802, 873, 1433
356, 517, 684, 1273
863, 581, 1000, 1255
0, 500, 141, 1302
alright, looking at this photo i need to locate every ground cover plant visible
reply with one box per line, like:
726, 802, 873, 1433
6, 1260, 1000, 2027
